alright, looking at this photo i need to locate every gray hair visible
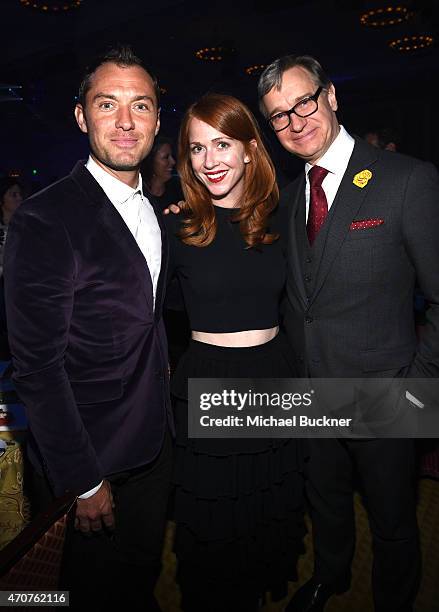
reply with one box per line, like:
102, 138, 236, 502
257, 55, 331, 117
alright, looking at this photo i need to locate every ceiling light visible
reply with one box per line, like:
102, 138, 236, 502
389, 34, 434, 52
195, 47, 234, 62
20, 0, 82, 12
360, 5, 411, 27
245, 64, 266, 76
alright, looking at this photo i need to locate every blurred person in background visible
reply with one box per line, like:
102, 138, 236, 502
0, 178, 24, 276
364, 126, 400, 152
142, 134, 183, 210
0, 178, 24, 359
144, 136, 189, 370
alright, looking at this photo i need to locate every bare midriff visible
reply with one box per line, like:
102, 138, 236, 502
191, 326, 279, 347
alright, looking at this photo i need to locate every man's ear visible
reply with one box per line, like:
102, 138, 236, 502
74, 104, 88, 134
244, 138, 257, 163
155, 109, 161, 137
327, 83, 338, 112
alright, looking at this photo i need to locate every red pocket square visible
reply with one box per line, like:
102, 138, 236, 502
350, 218, 384, 231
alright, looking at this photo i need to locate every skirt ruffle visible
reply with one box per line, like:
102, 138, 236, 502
170, 335, 306, 610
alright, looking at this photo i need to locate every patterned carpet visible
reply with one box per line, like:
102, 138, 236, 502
156, 477, 439, 612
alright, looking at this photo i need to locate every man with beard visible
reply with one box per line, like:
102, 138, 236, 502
4, 46, 172, 611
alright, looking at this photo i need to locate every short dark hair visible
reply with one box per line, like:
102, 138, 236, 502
257, 54, 331, 117
77, 44, 160, 108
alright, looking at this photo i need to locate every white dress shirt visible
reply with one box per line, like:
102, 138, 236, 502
78, 157, 162, 500
304, 125, 355, 221
86, 156, 162, 308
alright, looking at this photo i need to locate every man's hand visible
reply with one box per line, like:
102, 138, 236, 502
74, 479, 115, 534
163, 201, 184, 215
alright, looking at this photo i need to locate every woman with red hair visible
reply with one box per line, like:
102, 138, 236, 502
166, 94, 304, 610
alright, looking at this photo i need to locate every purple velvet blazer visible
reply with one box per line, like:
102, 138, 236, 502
4, 161, 171, 497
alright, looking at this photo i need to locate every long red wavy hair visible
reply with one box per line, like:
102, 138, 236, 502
177, 93, 279, 247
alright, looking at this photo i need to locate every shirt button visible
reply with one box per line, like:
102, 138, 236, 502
306, 256, 313, 263
305, 316, 313, 324
305, 275, 312, 282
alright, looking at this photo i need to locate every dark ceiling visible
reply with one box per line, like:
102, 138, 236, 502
1, 0, 438, 183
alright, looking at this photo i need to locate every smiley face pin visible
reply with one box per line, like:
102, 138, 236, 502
353, 169, 372, 188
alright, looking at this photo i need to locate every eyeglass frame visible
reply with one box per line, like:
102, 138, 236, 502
268, 86, 324, 132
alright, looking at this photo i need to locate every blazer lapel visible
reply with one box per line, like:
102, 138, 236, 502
146, 193, 169, 322
70, 162, 155, 309
284, 175, 308, 308
310, 139, 379, 304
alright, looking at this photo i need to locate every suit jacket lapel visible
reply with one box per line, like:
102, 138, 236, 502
70, 162, 155, 309
285, 175, 308, 307
146, 193, 168, 322
310, 138, 379, 304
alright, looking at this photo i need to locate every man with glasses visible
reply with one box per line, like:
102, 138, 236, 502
258, 55, 439, 611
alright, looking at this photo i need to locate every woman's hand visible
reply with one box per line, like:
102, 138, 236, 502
163, 201, 184, 215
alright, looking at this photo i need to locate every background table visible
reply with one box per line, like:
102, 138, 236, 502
0, 367, 28, 550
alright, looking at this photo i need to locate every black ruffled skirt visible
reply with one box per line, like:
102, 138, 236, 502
170, 334, 306, 611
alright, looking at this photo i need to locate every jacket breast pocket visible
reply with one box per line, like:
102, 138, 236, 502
70, 379, 124, 405
344, 224, 388, 242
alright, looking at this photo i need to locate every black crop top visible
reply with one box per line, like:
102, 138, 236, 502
165, 205, 286, 333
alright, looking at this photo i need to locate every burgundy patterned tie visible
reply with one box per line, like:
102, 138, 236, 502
307, 165, 329, 245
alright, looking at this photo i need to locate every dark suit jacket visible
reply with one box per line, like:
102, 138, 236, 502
4, 162, 171, 497
280, 137, 439, 385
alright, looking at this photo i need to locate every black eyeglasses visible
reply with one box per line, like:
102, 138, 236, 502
268, 86, 323, 132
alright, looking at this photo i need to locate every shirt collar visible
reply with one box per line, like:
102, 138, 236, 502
305, 125, 355, 178
85, 155, 143, 206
